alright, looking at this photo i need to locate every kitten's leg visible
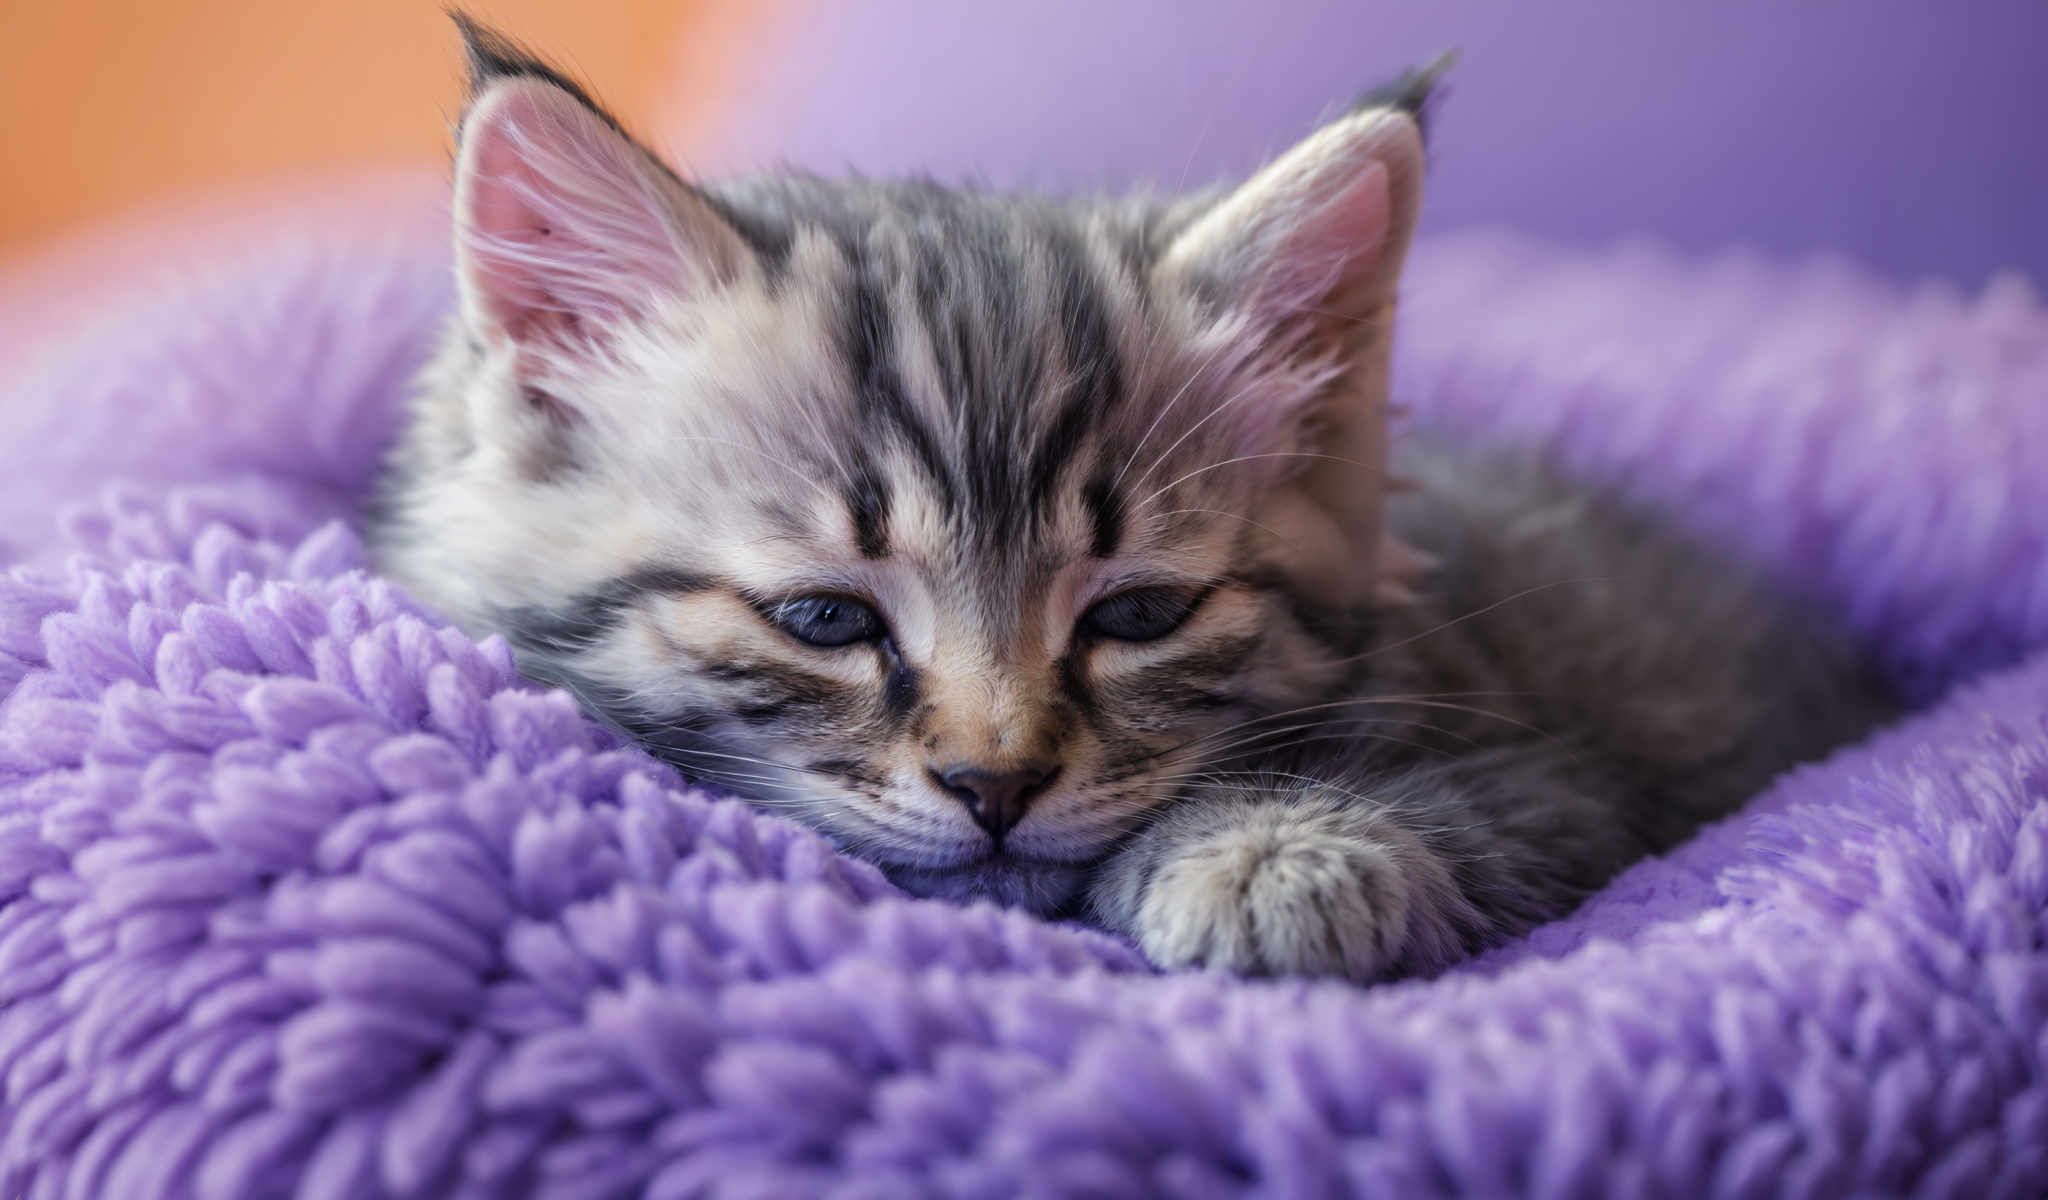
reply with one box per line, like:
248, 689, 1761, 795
1089, 780, 1480, 980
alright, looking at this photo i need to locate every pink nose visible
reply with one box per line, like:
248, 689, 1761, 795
930, 762, 1058, 842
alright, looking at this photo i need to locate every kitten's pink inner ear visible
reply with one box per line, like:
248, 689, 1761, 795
1163, 110, 1422, 329
454, 79, 743, 352
1162, 109, 1426, 606
1237, 147, 1404, 328
1306, 160, 1392, 312
462, 96, 573, 343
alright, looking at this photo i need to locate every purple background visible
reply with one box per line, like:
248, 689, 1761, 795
688, 0, 2047, 287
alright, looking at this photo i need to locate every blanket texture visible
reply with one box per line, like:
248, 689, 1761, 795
2, 222, 2045, 1198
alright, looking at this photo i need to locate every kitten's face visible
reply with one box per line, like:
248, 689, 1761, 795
373, 25, 1425, 912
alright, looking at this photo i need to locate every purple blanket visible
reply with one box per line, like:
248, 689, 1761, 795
2, 221, 2045, 1197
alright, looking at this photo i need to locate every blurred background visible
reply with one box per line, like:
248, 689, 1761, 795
4, 0, 2043, 291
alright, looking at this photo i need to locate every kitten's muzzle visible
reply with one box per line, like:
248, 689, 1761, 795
929, 762, 1060, 843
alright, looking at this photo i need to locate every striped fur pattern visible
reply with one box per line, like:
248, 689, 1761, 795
370, 20, 1891, 978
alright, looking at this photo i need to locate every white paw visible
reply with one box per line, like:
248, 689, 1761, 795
1133, 816, 1412, 979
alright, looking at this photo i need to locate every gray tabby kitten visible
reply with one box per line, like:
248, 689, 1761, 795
371, 20, 1890, 980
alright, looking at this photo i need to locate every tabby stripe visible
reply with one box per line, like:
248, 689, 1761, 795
1232, 566, 1371, 654
1083, 476, 1125, 559
881, 640, 921, 724
1026, 224, 1123, 508
697, 657, 848, 706
843, 239, 958, 509
696, 189, 794, 277
609, 708, 760, 779
1026, 388, 1097, 511
847, 466, 891, 559
500, 566, 716, 655
1157, 631, 1261, 680
1056, 650, 1098, 722
808, 757, 883, 787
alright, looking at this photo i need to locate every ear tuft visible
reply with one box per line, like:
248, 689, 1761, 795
1347, 50, 1458, 143
452, 12, 622, 137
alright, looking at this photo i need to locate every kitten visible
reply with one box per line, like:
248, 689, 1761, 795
370, 19, 1891, 979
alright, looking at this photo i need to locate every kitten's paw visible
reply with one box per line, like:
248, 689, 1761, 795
1132, 811, 1415, 979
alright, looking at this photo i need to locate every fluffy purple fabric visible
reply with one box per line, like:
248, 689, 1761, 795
2, 220, 2045, 1198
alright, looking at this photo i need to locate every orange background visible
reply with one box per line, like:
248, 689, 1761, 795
0, 0, 758, 258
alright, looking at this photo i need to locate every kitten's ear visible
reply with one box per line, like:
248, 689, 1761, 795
450, 17, 748, 355
1161, 74, 1440, 607
1159, 102, 1425, 346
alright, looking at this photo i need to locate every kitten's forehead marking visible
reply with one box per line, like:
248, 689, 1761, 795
837, 227, 959, 520
845, 464, 891, 560
817, 190, 1144, 557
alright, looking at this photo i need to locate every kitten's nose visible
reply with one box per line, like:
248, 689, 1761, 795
930, 762, 1058, 843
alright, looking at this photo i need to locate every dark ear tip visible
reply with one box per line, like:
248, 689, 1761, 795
447, 9, 491, 62
446, 11, 629, 137
1351, 49, 1460, 141
448, 10, 533, 92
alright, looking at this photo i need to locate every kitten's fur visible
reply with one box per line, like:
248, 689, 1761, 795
370, 20, 1890, 979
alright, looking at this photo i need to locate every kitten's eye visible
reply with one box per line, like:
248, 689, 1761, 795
1080, 586, 1203, 642
767, 594, 885, 648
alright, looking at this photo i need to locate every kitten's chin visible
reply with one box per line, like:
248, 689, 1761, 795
885, 855, 1090, 914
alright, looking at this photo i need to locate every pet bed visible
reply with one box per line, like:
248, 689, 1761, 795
2, 217, 2045, 1197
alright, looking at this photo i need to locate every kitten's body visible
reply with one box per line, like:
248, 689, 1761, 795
1091, 446, 1888, 974
371, 21, 1890, 979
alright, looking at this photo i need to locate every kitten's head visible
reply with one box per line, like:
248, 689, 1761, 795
373, 18, 1433, 911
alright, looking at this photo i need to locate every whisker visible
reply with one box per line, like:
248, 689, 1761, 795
1155, 507, 1293, 542
1109, 326, 1247, 494
1136, 451, 1373, 513
1178, 715, 1484, 763
1150, 729, 1454, 781
1127, 690, 1548, 769
1165, 769, 1389, 806
648, 434, 838, 502
1332, 577, 1617, 667
1275, 303, 1393, 330
1123, 370, 1275, 496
